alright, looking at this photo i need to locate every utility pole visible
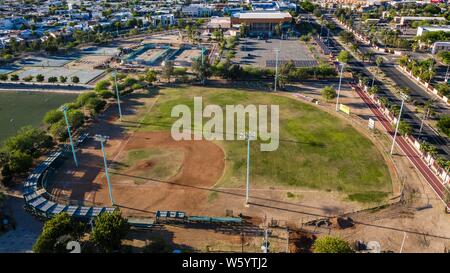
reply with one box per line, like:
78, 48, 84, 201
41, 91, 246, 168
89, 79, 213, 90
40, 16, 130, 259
419, 107, 430, 136
113, 70, 123, 121
335, 63, 345, 112
94, 134, 115, 206
274, 48, 280, 92
240, 131, 256, 207
390, 93, 407, 155
60, 105, 78, 168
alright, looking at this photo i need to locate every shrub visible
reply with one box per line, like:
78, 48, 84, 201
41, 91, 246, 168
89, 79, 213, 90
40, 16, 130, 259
43, 109, 64, 125
36, 74, 45, 82
321, 86, 337, 101
0, 74, 8, 81
71, 76, 80, 83
313, 236, 354, 253
437, 115, 450, 137
10, 74, 19, 81
48, 76, 58, 83
97, 89, 114, 99
23, 75, 33, 82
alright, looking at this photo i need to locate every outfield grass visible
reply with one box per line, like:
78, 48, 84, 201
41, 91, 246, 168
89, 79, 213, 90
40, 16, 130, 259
139, 86, 392, 203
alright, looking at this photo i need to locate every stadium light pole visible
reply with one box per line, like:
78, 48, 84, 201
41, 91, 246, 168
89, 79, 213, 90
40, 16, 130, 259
274, 48, 280, 92
201, 46, 206, 85
94, 134, 115, 206
390, 93, 407, 155
113, 70, 123, 121
60, 105, 78, 168
240, 131, 256, 207
335, 62, 345, 112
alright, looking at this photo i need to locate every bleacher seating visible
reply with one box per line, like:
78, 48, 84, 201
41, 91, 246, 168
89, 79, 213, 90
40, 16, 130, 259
22, 133, 116, 220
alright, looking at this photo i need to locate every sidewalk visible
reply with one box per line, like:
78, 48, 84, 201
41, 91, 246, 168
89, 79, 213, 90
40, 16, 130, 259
0, 195, 43, 253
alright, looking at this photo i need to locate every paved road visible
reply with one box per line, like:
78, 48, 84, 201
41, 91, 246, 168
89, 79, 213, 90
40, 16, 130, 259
354, 84, 449, 208
0, 195, 42, 253
326, 17, 450, 159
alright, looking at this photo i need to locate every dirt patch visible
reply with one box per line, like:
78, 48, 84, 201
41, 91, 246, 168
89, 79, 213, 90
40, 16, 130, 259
50, 131, 225, 216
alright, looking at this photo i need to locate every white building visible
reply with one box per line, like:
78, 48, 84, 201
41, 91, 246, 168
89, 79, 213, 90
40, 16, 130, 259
394, 16, 447, 26
181, 4, 213, 17
432, 41, 450, 54
417, 26, 450, 36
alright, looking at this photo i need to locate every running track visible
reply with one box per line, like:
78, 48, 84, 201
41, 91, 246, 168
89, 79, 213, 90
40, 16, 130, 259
352, 84, 449, 208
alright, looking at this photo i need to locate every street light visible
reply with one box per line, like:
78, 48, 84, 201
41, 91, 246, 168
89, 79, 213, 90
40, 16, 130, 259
419, 107, 430, 136
390, 92, 408, 155
273, 48, 280, 92
60, 105, 78, 168
239, 131, 256, 207
112, 70, 123, 121
94, 134, 115, 206
335, 62, 345, 112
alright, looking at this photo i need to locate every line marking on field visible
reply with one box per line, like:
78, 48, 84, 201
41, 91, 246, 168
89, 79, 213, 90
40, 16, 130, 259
85, 93, 160, 202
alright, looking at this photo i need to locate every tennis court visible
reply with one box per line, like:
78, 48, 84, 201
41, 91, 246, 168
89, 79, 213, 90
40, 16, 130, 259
17, 67, 104, 84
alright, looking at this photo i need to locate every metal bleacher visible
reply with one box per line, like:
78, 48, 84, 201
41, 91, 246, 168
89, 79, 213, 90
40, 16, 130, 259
22, 133, 117, 220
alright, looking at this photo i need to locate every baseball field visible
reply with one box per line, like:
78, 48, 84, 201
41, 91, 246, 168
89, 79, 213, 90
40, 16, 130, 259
48, 85, 392, 220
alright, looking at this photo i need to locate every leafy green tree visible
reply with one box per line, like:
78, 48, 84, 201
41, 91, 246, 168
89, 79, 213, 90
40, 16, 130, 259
398, 121, 413, 136
71, 76, 80, 83
86, 97, 106, 116
437, 115, 450, 137
36, 74, 45, 82
162, 61, 174, 83
337, 50, 350, 63
10, 74, 19, 81
0, 74, 7, 81
321, 86, 337, 101
68, 110, 85, 130
23, 75, 33, 82
76, 92, 97, 107
8, 150, 32, 173
313, 236, 354, 253
49, 119, 68, 141
59, 76, 67, 83
278, 60, 296, 89
48, 76, 58, 83
144, 69, 157, 85
192, 56, 211, 84
33, 213, 85, 253
43, 109, 64, 125
91, 211, 129, 252
94, 79, 111, 92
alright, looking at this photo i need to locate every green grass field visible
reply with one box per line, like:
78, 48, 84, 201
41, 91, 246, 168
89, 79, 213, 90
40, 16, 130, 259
0, 91, 77, 143
139, 86, 392, 203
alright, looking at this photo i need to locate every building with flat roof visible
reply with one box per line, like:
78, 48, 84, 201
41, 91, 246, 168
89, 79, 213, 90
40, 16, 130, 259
230, 11, 292, 36
432, 41, 450, 54
393, 16, 447, 26
417, 25, 450, 36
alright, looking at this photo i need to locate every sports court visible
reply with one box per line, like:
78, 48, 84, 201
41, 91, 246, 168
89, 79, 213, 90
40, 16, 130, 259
17, 67, 104, 84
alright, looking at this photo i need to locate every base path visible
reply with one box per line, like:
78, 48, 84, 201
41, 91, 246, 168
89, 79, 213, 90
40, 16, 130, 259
353, 84, 449, 209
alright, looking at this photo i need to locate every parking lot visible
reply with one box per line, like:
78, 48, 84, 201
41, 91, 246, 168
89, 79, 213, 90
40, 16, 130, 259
234, 38, 317, 67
